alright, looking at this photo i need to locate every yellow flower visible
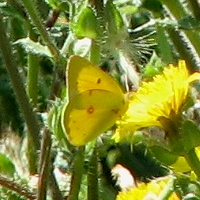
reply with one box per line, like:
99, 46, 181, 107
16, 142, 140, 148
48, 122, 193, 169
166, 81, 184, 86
116, 176, 179, 200
114, 60, 200, 141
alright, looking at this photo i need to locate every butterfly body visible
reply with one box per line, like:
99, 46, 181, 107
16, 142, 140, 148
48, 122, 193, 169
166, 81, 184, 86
62, 56, 127, 146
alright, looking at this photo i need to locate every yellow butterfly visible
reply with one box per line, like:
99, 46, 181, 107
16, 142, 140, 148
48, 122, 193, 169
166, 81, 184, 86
62, 55, 128, 146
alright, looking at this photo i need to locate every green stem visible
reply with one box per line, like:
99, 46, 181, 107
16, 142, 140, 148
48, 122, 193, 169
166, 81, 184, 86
188, 0, 200, 20
90, 40, 101, 65
0, 13, 40, 151
26, 26, 40, 174
167, 27, 199, 71
158, 176, 175, 200
20, 0, 60, 60
0, 175, 36, 200
27, 53, 39, 106
60, 32, 74, 57
37, 129, 52, 200
27, 136, 38, 174
161, 0, 200, 58
184, 148, 200, 179
160, 0, 186, 19
27, 26, 39, 110
89, 0, 104, 65
68, 146, 85, 200
48, 171, 64, 200
87, 147, 98, 200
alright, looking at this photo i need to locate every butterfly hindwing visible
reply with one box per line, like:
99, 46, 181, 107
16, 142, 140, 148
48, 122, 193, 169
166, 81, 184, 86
62, 90, 127, 146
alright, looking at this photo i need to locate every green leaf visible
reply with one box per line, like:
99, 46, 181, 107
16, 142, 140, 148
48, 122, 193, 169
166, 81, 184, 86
150, 145, 178, 165
45, 0, 69, 11
143, 53, 164, 78
105, 1, 124, 34
142, 0, 163, 13
72, 7, 99, 39
0, 3, 26, 21
0, 153, 15, 177
178, 15, 200, 30
156, 25, 174, 63
119, 5, 138, 15
14, 38, 52, 57
48, 100, 71, 148
181, 120, 200, 153
48, 101, 66, 142
175, 175, 200, 199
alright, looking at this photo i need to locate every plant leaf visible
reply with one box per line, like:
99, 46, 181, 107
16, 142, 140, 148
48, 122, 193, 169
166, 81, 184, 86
0, 153, 15, 177
181, 120, 200, 153
14, 38, 52, 57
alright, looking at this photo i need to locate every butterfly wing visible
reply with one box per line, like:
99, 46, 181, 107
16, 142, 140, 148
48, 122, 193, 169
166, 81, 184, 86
67, 55, 124, 99
62, 90, 127, 146
62, 56, 128, 146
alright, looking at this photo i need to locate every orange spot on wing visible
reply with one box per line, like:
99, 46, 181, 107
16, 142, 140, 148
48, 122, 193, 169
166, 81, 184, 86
87, 106, 94, 114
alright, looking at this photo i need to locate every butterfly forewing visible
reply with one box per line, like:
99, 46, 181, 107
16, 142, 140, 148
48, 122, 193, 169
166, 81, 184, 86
67, 56, 124, 98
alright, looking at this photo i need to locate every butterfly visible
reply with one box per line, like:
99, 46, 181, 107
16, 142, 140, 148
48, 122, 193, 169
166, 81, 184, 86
62, 55, 128, 146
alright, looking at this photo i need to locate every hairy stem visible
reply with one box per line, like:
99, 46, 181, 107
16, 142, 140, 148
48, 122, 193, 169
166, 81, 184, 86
90, 40, 101, 65
68, 146, 85, 200
188, 0, 200, 20
48, 171, 64, 200
20, 0, 60, 60
0, 175, 36, 200
26, 27, 40, 174
184, 148, 200, 179
167, 27, 200, 71
158, 177, 175, 200
0, 13, 40, 152
161, 0, 200, 58
87, 147, 98, 200
37, 129, 52, 200
27, 26, 39, 108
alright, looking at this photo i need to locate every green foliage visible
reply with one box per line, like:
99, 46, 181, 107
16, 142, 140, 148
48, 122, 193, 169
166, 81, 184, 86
15, 38, 53, 57
72, 7, 99, 39
1, 0, 200, 199
45, 0, 70, 11
181, 120, 200, 153
178, 15, 200, 30
105, 1, 124, 34
142, 0, 163, 13
48, 100, 70, 148
150, 146, 178, 165
175, 175, 200, 199
0, 64, 24, 135
106, 143, 169, 181
0, 153, 15, 177
0, 189, 26, 200
142, 53, 164, 78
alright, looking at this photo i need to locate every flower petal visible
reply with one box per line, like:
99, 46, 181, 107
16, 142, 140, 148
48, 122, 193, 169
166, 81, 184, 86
115, 60, 200, 141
